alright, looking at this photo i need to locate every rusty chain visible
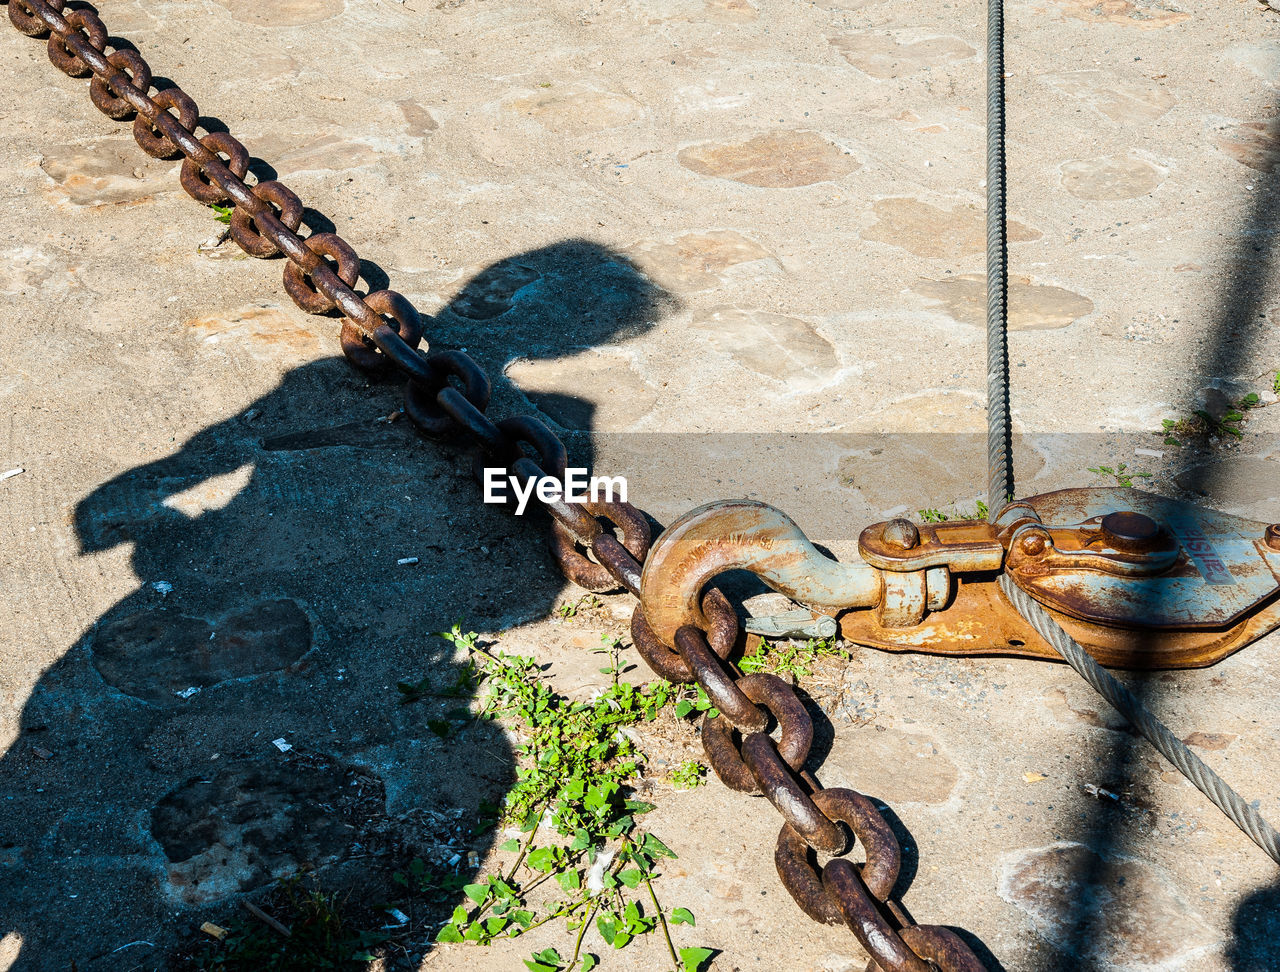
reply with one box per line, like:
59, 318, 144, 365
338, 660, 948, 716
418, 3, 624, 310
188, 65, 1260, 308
3, 3, 990, 967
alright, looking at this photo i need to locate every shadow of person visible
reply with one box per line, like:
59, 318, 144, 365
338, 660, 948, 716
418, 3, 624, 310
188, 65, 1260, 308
0, 240, 673, 969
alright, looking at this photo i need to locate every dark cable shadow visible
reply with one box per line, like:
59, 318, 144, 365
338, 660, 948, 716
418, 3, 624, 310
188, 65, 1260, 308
1228, 882, 1280, 971
1210, 112, 1280, 972
1029, 114, 1280, 970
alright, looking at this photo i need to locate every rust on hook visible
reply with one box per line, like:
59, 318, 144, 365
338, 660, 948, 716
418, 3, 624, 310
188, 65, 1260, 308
638, 500, 881, 647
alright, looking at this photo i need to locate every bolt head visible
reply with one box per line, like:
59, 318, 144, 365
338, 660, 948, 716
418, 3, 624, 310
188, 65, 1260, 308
1019, 532, 1047, 557
1266, 524, 1280, 551
882, 518, 919, 550
1101, 511, 1161, 552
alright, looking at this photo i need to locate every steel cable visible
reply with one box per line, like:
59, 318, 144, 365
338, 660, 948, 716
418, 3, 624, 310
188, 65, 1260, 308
985, 0, 1012, 521
998, 576, 1280, 864
984, 0, 1280, 865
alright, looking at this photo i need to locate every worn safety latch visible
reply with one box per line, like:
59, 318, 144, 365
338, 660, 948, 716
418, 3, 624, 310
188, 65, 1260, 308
640, 488, 1280, 669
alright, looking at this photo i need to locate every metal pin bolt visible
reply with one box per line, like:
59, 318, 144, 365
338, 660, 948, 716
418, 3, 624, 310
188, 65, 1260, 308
1266, 524, 1280, 551
1101, 511, 1161, 552
1019, 532, 1047, 557
882, 518, 919, 550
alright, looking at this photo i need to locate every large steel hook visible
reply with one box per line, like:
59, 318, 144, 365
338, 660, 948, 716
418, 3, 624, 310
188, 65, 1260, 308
638, 499, 881, 646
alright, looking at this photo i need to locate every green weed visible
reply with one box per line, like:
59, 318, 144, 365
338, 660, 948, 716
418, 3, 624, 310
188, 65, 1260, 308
592, 633, 634, 683
194, 876, 389, 971
917, 500, 988, 523
210, 202, 233, 225
1087, 463, 1152, 488
393, 856, 468, 904
669, 761, 706, 791
740, 636, 848, 682
395, 648, 478, 705
557, 595, 602, 620
424, 626, 712, 971
1161, 392, 1264, 445
673, 685, 718, 720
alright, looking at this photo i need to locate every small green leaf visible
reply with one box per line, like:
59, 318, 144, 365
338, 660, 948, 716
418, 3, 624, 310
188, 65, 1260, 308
671, 907, 695, 926
528, 847, 556, 872
617, 869, 643, 889
623, 900, 642, 924
427, 719, 452, 738
525, 947, 564, 972
555, 868, 581, 892
519, 808, 542, 832
511, 909, 535, 928
580, 955, 599, 972
463, 882, 489, 905
597, 916, 617, 946
680, 946, 717, 971
642, 832, 677, 860
675, 700, 694, 718
435, 923, 464, 943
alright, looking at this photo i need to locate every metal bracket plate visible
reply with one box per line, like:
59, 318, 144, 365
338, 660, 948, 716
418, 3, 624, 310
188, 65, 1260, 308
1009, 488, 1280, 630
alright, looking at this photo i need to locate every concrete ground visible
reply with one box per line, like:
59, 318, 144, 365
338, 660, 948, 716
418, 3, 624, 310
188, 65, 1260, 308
3, 0, 1280, 969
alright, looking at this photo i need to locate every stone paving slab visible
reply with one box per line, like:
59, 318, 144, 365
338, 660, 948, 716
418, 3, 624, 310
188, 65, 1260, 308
2, 0, 1280, 969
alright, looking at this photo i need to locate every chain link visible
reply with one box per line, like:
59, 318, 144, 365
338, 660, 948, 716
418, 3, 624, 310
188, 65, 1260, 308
702, 672, 812, 792
88, 48, 148, 119
548, 499, 651, 594
179, 132, 248, 203
776, 788, 900, 921
3, 5, 991, 966
630, 587, 735, 682
403, 349, 491, 438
